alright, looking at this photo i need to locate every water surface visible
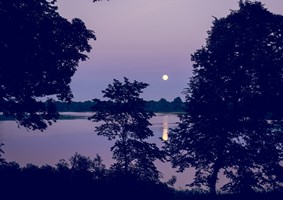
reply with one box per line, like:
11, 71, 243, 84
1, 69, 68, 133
0, 112, 194, 189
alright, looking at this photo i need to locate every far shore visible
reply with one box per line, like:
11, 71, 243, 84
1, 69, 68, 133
0, 112, 184, 121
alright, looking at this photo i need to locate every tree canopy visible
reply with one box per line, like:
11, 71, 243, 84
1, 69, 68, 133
89, 77, 165, 182
0, 0, 96, 130
165, 1, 283, 194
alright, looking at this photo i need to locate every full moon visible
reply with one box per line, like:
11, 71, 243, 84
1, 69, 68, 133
162, 74, 169, 81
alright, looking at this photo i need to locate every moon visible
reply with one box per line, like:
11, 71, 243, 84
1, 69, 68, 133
162, 74, 169, 81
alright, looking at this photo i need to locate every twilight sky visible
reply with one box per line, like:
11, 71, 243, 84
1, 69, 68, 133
56, 0, 283, 101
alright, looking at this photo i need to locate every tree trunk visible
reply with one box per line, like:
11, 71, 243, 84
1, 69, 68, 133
122, 130, 128, 174
208, 158, 222, 195
124, 151, 128, 174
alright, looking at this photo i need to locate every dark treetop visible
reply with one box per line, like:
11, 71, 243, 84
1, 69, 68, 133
0, 0, 95, 130
165, 0, 283, 194
89, 77, 166, 182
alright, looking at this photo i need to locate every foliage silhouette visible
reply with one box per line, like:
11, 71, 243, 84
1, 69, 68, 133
0, 154, 282, 199
0, 143, 4, 164
0, 0, 95, 130
0, 153, 177, 200
89, 77, 165, 181
165, 0, 283, 194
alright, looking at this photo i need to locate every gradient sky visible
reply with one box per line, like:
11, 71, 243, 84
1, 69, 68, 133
56, 0, 283, 101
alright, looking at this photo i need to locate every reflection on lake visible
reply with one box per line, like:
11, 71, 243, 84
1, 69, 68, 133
162, 115, 169, 141
0, 112, 194, 188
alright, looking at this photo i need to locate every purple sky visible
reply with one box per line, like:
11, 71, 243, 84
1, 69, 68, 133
56, 0, 283, 101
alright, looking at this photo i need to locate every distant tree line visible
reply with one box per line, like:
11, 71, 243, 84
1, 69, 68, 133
54, 101, 95, 112
145, 97, 184, 113
53, 97, 184, 113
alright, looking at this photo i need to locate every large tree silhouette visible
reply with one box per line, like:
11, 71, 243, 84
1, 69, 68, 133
0, 0, 95, 130
89, 78, 165, 181
165, 1, 283, 194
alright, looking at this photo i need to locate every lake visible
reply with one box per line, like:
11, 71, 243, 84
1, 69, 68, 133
0, 112, 195, 189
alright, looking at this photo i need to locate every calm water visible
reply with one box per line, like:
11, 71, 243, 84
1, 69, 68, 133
0, 112, 195, 189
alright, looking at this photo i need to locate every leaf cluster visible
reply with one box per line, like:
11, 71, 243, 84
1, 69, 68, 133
89, 77, 165, 181
166, 1, 283, 193
0, 0, 96, 130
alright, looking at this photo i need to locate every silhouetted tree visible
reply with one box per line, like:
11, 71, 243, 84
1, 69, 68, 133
171, 97, 184, 112
165, 1, 283, 194
144, 98, 184, 113
69, 152, 95, 184
157, 98, 171, 112
89, 77, 165, 181
0, 143, 4, 164
92, 154, 107, 180
55, 159, 71, 181
70, 153, 93, 172
0, 0, 95, 130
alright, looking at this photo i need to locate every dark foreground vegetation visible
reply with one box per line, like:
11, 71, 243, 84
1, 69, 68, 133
0, 154, 282, 200
0, 156, 171, 200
